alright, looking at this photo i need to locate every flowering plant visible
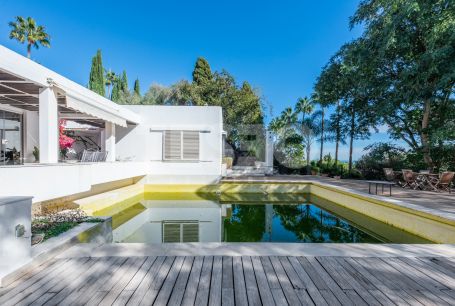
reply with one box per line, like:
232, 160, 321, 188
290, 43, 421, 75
59, 120, 75, 159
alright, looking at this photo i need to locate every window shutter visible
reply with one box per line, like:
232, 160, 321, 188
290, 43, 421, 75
164, 130, 181, 160
162, 223, 181, 242
182, 131, 199, 160
162, 221, 199, 243
182, 223, 199, 242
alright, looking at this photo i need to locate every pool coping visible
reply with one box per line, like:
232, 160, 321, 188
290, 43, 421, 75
221, 179, 455, 225
57, 242, 455, 258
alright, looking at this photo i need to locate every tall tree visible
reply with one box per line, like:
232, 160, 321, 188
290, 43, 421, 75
348, 0, 455, 168
120, 70, 128, 93
88, 50, 105, 97
8, 16, 50, 58
134, 78, 141, 96
192, 57, 212, 86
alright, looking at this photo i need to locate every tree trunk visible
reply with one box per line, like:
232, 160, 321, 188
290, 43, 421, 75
348, 104, 355, 173
319, 108, 324, 164
27, 44, 31, 58
420, 99, 433, 169
334, 101, 340, 166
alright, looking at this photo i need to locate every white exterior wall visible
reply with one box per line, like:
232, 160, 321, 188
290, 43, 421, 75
0, 162, 148, 203
116, 106, 223, 184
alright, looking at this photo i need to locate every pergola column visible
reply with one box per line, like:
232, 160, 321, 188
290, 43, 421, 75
105, 121, 116, 162
39, 87, 59, 163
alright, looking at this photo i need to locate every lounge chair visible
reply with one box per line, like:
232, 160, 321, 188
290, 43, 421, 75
402, 169, 417, 189
436, 172, 454, 193
383, 168, 395, 181
80, 149, 108, 163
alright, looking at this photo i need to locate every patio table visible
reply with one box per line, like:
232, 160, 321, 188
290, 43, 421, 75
367, 181, 394, 196
415, 173, 440, 191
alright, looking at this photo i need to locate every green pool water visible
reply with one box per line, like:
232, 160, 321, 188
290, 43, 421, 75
109, 193, 431, 244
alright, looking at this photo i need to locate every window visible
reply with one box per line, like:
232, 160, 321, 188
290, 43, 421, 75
162, 221, 199, 242
163, 130, 199, 161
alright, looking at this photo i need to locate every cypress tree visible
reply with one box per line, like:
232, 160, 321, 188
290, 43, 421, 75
88, 50, 105, 96
111, 78, 121, 102
192, 57, 212, 86
120, 70, 128, 93
134, 78, 140, 96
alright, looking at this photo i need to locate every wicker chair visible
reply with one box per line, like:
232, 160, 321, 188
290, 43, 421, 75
436, 172, 454, 193
402, 169, 417, 189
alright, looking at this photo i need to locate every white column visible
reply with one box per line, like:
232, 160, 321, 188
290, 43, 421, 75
39, 87, 58, 163
105, 121, 116, 162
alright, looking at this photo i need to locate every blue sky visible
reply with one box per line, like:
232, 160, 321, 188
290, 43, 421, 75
0, 0, 399, 160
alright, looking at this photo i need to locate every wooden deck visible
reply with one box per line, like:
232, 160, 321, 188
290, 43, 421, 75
1, 255, 455, 305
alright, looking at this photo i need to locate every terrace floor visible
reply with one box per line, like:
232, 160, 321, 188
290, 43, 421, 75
222, 175, 455, 217
1, 253, 455, 305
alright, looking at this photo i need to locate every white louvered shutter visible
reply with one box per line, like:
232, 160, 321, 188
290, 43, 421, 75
182, 131, 199, 160
164, 130, 182, 160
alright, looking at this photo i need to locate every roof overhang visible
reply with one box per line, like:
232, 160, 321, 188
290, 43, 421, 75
0, 45, 141, 127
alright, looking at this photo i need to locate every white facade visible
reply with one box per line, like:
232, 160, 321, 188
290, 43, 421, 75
0, 46, 224, 203
116, 105, 223, 184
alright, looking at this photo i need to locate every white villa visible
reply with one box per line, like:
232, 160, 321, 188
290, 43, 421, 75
0, 45, 232, 204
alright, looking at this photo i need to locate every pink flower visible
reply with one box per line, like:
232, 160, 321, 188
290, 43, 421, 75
59, 120, 75, 150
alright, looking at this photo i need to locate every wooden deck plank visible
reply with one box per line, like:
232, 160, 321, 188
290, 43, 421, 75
75, 256, 128, 306
194, 256, 213, 306
167, 256, 194, 306
181, 256, 203, 306
10, 257, 92, 306
209, 256, 223, 306
287, 257, 327, 306
112, 256, 157, 306
126, 256, 165, 306
304, 257, 353, 305
99, 257, 147, 306
260, 257, 288, 305
251, 256, 276, 306
242, 256, 262, 306
153, 256, 185, 306
222, 256, 235, 306
232, 256, 248, 306
4, 255, 455, 306
42, 257, 107, 306
320, 257, 381, 306
139, 256, 175, 306
0, 258, 69, 305
269, 256, 301, 306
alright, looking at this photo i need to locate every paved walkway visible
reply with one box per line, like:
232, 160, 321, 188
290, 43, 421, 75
1, 255, 455, 305
222, 175, 455, 216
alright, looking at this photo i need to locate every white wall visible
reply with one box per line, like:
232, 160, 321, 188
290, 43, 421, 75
116, 106, 223, 183
0, 162, 148, 203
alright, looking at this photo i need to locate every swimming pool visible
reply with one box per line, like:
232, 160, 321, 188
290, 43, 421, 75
109, 193, 431, 244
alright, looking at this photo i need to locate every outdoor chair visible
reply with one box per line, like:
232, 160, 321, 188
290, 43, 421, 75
80, 149, 108, 163
402, 169, 417, 189
383, 168, 395, 181
436, 171, 454, 193
419, 170, 431, 174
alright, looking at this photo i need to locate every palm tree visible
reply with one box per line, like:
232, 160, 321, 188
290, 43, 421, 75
104, 69, 116, 99
311, 93, 326, 165
9, 16, 50, 59
295, 97, 314, 171
294, 97, 314, 123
